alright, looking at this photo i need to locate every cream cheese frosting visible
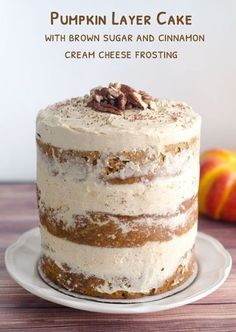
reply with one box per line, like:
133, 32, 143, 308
36, 96, 201, 152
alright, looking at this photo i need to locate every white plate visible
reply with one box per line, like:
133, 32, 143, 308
5, 228, 232, 314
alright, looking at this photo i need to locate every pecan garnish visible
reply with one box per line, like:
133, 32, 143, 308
87, 100, 122, 115
139, 90, 153, 103
87, 83, 157, 115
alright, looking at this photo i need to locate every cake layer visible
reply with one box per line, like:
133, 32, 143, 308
37, 160, 199, 216
36, 97, 201, 153
39, 198, 197, 247
37, 137, 199, 183
40, 222, 197, 296
40, 253, 195, 299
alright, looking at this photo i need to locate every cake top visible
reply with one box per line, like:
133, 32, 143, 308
37, 83, 201, 151
38, 83, 199, 129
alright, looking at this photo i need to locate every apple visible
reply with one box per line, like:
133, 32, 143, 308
199, 149, 236, 222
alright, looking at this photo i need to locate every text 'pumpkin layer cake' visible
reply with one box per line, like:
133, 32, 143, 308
36, 83, 201, 299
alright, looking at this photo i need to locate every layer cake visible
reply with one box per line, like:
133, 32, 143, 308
36, 83, 201, 299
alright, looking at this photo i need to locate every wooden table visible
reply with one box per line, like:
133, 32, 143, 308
1, 183, 236, 332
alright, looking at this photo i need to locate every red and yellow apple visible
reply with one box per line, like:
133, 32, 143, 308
199, 149, 236, 222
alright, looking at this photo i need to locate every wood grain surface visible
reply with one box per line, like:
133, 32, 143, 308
0, 183, 236, 332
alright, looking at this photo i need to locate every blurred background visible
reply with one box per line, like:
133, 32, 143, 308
1, 0, 236, 181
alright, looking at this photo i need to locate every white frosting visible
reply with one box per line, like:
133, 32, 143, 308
36, 97, 201, 152
41, 223, 197, 294
37, 156, 199, 216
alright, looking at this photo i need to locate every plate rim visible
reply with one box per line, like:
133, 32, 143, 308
5, 227, 232, 314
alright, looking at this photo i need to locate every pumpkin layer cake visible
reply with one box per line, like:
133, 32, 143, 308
36, 83, 201, 299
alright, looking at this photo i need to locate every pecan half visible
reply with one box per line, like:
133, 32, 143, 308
119, 84, 135, 94
139, 90, 153, 103
117, 94, 127, 110
128, 91, 148, 109
87, 100, 122, 115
